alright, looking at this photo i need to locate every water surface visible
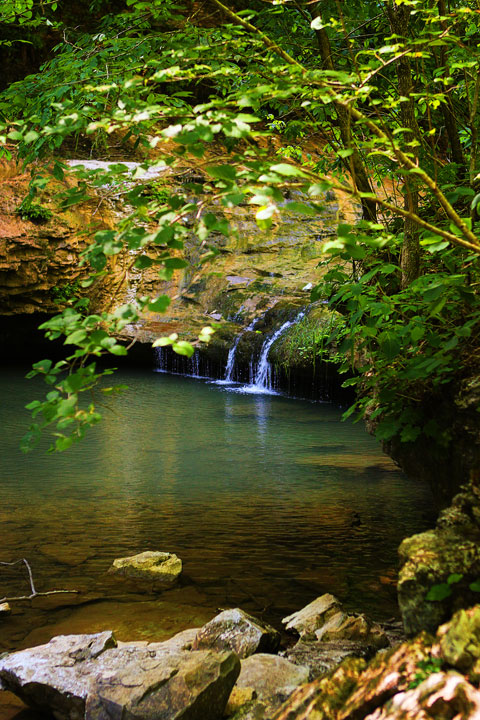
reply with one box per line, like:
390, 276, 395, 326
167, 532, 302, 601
1, 367, 435, 655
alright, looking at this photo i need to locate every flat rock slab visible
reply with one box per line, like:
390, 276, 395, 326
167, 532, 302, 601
108, 550, 182, 588
193, 608, 280, 658
0, 631, 240, 720
282, 639, 375, 680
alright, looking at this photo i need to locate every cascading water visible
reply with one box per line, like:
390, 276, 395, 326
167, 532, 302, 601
216, 318, 258, 385
240, 309, 305, 395
154, 308, 306, 395
154, 347, 204, 378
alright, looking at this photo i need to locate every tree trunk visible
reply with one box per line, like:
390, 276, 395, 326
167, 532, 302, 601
385, 1, 420, 287
311, 3, 377, 223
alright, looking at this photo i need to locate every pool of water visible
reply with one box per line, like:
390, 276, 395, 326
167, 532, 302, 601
1, 367, 435, 658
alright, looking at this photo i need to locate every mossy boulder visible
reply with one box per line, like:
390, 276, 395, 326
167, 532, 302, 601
108, 550, 182, 589
398, 478, 480, 635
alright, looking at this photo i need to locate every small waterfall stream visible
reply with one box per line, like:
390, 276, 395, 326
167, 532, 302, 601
153, 308, 306, 395
155, 347, 205, 378
240, 310, 305, 394
216, 318, 259, 385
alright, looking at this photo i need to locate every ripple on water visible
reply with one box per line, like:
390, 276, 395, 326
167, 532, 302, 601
0, 368, 435, 652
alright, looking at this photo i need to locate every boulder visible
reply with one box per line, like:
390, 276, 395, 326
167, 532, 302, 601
436, 605, 480, 679
107, 550, 182, 588
193, 608, 280, 659
282, 594, 388, 648
282, 639, 375, 680
236, 654, 308, 704
282, 594, 342, 640
224, 655, 309, 720
0, 631, 240, 720
398, 479, 480, 635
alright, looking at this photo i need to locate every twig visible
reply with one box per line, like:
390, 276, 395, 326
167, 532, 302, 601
1, 590, 80, 603
0, 558, 80, 603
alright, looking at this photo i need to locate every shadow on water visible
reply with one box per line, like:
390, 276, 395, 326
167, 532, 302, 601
0, 366, 436, 716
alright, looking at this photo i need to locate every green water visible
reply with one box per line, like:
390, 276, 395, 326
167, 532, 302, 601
1, 367, 435, 655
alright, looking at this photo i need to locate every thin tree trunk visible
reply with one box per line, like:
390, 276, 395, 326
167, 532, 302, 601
311, 3, 377, 223
385, 1, 420, 287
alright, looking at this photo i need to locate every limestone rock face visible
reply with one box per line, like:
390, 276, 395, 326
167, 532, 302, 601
282, 594, 388, 649
398, 479, 480, 635
0, 166, 115, 315
0, 631, 240, 720
107, 550, 182, 588
193, 608, 281, 659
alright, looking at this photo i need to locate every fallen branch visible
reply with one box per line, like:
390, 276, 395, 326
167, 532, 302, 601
0, 558, 80, 603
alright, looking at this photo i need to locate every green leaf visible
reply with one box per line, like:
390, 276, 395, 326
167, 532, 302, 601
64, 329, 87, 345
134, 255, 153, 269
447, 573, 463, 584
24, 130, 39, 144
426, 583, 452, 602
207, 165, 238, 181
148, 295, 171, 313
164, 258, 188, 269
269, 163, 306, 177
469, 580, 480, 592
173, 340, 195, 357
378, 330, 401, 360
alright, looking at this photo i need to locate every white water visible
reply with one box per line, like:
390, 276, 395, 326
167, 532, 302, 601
216, 318, 259, 385
155, 347, 208, 379
237, 310, 306, 395
153, 309, 306, 395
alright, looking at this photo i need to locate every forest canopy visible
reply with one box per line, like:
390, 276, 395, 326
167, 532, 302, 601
1, 0, 479, 452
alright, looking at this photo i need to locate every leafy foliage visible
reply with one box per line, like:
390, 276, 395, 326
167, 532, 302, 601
1, 0, 480, 450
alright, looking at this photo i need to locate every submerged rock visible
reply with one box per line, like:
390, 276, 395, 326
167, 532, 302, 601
193, 608, 281, 658
107, 550, 182, 588
282, 594, 388, 649
0, 630, 240, 720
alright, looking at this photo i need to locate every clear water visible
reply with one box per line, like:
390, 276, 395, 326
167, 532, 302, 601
0, 368, 435, 659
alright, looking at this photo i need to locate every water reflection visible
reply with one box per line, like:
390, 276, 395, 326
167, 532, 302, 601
0, 368, 436, 653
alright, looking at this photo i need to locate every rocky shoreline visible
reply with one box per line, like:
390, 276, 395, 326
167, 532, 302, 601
1, 594, 480, 720
2, 478, 480, 719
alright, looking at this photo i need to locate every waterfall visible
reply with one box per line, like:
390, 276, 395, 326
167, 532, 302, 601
154, 346, 204, 378
241, 310, 305, 394
154, 308, 306, 394
217, 318, 258, 385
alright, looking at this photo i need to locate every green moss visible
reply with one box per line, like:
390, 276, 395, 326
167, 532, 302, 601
51, 280, 81, 305
15, 199, 53, 223
272, 309, 347, 369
